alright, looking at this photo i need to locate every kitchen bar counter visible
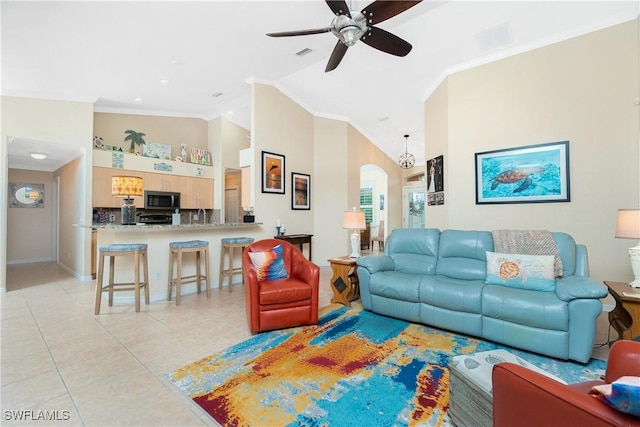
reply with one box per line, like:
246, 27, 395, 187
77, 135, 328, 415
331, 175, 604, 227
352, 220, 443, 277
82, 222, 265, 306
78, 222, 262, 231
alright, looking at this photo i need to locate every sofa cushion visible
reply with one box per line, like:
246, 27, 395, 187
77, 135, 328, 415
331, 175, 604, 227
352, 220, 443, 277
386, 228, 439, 274
368, 271, 421, 302
436, 230, 494, 280
482, 284, 568, 330
485, 252, 556, 292
420, 276, 484, 313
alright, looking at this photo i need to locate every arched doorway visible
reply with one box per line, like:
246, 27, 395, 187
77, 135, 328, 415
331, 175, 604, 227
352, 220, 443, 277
360, 164, 387, 251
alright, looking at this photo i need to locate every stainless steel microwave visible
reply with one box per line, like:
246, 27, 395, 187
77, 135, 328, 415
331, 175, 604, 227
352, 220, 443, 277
144, 191, 180, 210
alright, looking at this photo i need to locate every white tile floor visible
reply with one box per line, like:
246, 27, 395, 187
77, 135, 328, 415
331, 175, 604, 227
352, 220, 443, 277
2, 261, 613, 426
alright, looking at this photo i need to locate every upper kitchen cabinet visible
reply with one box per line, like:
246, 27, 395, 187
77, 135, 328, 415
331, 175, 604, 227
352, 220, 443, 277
92, 150, 213, 209
93, 166, 144, 208
180, 176, 213, 209
144, 172, 180, 192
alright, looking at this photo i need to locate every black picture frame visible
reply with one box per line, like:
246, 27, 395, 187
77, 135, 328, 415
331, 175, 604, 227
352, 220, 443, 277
261, 151, 285, 194
475, 141, 570, 204
291, 172, 310, 210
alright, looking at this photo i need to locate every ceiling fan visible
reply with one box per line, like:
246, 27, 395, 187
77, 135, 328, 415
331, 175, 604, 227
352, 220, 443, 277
267, 1, 423, 72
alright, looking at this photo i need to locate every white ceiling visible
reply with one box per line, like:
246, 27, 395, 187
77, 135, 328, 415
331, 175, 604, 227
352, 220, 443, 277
3, 1, 638, 171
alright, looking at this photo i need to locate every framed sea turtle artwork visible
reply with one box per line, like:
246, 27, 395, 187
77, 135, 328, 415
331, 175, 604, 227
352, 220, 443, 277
475, 141, 570, 204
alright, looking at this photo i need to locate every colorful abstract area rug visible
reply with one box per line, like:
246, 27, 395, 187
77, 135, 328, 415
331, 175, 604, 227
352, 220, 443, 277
166, 302, 605, 426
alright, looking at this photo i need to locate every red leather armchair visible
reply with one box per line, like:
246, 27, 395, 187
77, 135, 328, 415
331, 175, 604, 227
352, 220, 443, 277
492, 340, 640, 427
243, 239, 319, 334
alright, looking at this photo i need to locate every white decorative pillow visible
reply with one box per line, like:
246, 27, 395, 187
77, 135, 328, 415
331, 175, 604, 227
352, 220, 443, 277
485, 251, 556, 292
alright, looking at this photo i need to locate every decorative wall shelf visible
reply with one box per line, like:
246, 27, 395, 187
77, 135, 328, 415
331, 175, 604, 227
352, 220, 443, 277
93, 149, 214, 178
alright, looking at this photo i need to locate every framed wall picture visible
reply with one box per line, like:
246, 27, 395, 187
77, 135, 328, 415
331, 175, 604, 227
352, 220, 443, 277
291, 172, 310, 210
475, 140, 570, 204
9, 182, 44, 208
426, 155, 444, 193
261, 151, 285, 194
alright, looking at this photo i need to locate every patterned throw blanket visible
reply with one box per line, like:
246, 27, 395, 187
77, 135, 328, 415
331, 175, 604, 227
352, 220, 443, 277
492, 230, 564, 277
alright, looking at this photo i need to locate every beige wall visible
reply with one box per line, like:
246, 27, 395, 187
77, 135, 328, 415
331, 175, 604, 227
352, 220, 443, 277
313, 117, 349, 259
348, 124, 404, 234
424, 78, 450, 228
252, 83, 315, 240
7, 169, 54, 263
1, 97, 94, 290
55, 156, 86, 276
251, 84, 404, 263
424, 19, 640, 283
93, 112, 208, 154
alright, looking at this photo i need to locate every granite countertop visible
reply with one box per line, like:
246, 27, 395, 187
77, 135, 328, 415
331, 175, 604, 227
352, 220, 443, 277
78, 223, 262, 231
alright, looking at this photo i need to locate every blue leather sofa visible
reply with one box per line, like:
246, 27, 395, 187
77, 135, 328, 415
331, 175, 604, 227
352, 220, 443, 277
356, 228, 608, 363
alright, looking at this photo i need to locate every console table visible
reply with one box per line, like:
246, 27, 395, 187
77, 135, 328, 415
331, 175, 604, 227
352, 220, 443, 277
328, 255, 367, 306
604, 280, 640, 341
275, 234, 313, 261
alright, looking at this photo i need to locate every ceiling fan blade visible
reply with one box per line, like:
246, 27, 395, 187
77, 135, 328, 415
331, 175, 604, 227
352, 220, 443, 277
326, 0, 351, 18
267, 27, 332, 37
361, 1, 422, 25
361, 26, 412, 57
325, 41, 348, 72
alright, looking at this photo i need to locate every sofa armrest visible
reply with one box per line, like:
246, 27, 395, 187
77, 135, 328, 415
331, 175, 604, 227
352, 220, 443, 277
356, 255, 395, 274
555, 276, 608, 302
492, 363, 639, 427
290, 247, 320, 285
605, 340, 640, 383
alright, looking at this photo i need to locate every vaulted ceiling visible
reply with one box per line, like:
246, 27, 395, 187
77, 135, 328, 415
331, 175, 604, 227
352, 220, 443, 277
3, 1, 638, 170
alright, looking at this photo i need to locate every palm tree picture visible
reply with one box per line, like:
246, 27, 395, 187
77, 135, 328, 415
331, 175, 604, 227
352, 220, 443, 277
124, 130, 147, 153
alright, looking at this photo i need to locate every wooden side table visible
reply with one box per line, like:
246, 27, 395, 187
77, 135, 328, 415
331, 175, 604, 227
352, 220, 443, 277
604, 280, 640, 341
328, 255, 363, 306
275, 234, 313, 261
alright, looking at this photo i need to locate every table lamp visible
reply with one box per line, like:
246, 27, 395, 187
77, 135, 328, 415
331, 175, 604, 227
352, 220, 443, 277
343, 208, 366, 258
112, 176, 143, 225
615, 208, 640, 287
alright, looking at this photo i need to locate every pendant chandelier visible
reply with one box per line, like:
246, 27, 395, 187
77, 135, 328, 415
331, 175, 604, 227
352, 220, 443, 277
398, 134, 415, 169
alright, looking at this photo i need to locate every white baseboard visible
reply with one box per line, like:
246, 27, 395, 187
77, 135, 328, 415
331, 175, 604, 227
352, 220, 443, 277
7, 257, 53, 265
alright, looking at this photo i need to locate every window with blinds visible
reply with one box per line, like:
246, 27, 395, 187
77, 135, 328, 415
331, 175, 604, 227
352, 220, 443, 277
360, 187, 373, 224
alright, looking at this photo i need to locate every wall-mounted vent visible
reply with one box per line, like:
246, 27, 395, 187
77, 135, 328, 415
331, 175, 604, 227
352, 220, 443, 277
476, 22, 512, 52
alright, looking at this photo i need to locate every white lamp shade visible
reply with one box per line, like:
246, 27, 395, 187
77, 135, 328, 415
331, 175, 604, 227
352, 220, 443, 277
615, 209, 640, 239
343, 209, 366, 230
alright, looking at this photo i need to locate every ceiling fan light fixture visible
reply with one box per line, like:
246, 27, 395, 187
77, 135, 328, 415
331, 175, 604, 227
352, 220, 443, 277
339, 26, 362, 46
267, 1, 419, 72
398, 134, 415, 169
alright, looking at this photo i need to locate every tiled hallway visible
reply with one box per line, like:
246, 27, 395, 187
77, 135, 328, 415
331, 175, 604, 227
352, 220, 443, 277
2, 261, 613, 426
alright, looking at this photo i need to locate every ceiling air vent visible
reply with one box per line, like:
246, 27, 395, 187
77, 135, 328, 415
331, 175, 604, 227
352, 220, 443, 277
295, 48, 313, 57
476, 22, 512, 52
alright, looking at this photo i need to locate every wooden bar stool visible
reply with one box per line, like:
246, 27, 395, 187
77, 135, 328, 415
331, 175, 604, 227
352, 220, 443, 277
219, 237, 254, 292
168, 240, 211, 306
94, 243, 149, 314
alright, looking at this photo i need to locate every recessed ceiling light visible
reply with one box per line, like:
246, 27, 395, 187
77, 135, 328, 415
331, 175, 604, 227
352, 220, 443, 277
30, 152, 48, 160
134, 97, 143, 102
212, 92, 223, 98
227, 111, 234, 115
160, 79, 170, 84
